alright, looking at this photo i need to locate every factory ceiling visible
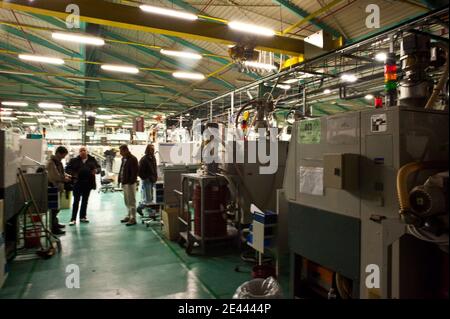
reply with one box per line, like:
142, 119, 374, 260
0, 0, 441, 125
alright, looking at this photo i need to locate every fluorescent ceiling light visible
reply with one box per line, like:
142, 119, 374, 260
38, 118, 53, 123
365, 94, 374, 100
16, 116, 33, 119
139, 5, 198, 21
0, 70, 34, 76
283, 79, 298, 84
50, 116, 66, 120
323, 89, 331, 94
19, 54, 64, 65
107, 119, 123, 123
1, 101, 28, 107
85, 111, 96, 116
1, 117, 17, 121
173, 71, 205, 80
0, 111, 12, 116
228, 21, 275, 37
52, 32, 105, 46
98, 107, 107, 111
136, 83, 164, 88
122, 125, 133, 128
276, 84, 291, 90
66, 119, 81, 124
244, 61, 277, 71
298, 72, 316, 79
43, 111, 63, 115
160, 49, 202, 60
94, 124, 104, 127
22, 122, 37, 125
375, 52, 387, 62
106, 123, 119, 127
101, 64, 139, 74
97, 115, 113, 120
340, 74, 358, 83
38, 103, 64, 109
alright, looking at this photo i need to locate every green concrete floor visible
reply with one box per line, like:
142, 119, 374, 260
0, 191, 288, 299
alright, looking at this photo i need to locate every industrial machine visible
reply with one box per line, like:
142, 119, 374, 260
284, 33, 449, 299
220, 140, 288, 225
0, 130, 21, 222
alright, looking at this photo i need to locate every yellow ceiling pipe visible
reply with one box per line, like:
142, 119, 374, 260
0, 20, 230, 60
0, 0, 306, 55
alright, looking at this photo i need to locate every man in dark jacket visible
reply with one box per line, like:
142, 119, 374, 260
65, 146, 101, 225
118, 144, 139, 226
137, 144, 158, 216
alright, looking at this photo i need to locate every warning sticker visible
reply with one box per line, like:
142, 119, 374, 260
371, 113, 387, 132
299, 119, 321, 144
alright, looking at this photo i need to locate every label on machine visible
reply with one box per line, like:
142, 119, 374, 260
370, 113, 387, 133
299, 119, 321, 144
298, 166, 324, 196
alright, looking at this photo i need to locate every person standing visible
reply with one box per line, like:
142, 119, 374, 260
119, 145, 139, 226
46, 146, 71, 235
137, 144, 158, 216
65, 146, 101, 225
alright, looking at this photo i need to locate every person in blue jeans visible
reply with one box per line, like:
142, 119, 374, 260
137, 144, 158, 216
65, 146, 101, 225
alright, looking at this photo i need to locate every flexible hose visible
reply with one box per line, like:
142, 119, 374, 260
335, 273, 352, 299
397, 162, 423, 213
234, 100, 256, 129
425, 43, 449, 109
397, 161, 448, 214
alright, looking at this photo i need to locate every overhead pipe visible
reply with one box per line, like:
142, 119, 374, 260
425, 42, 449, 109
172, 8, 448, 118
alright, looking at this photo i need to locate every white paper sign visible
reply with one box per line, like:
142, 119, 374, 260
299, 166, 324, 196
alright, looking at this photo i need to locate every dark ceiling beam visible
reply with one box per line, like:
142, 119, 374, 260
272, 0, 341, 38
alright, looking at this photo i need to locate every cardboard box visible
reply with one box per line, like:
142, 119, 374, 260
162, 209, 179, 241
164, 205, 179, 215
